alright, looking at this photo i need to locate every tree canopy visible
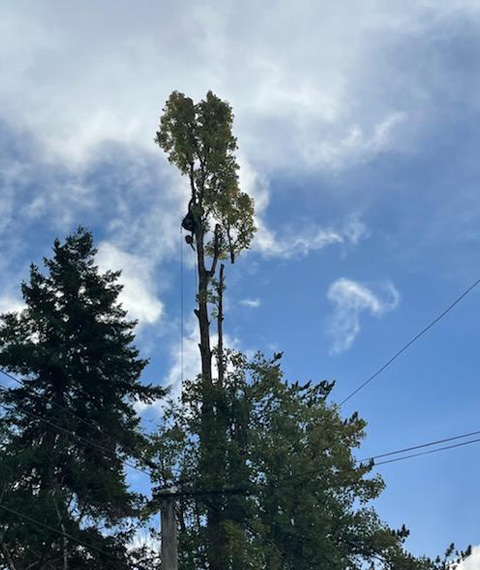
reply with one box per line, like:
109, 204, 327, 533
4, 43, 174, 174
151, 349, 468, 570
156, 90, 255, 263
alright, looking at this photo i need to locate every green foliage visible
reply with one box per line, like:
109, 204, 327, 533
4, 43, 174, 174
155, 90, 256, 263
0, 228, 165, 569
151, 351, 466, 570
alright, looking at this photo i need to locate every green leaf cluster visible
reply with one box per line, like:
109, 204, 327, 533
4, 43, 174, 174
155, 91, 256, 262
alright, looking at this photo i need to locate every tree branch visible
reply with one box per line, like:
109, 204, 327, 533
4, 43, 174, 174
52, 490, 69, 570
216, 264, 225, 387
0, 541, 18, 570
209, 225, 221, 277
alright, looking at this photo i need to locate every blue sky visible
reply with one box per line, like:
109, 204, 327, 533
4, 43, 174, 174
2, 0, 480, 564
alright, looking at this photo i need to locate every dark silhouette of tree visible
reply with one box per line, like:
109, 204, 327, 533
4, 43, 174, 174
0, 228, 165, 569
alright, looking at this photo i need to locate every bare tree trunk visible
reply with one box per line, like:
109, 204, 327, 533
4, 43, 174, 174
52, 490, 68, 570
194, 226, 213, 388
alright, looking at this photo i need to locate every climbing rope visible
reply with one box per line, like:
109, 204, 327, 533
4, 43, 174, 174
180, 225, 184, 385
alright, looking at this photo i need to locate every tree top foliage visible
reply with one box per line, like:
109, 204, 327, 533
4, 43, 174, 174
155, 90, 256, 263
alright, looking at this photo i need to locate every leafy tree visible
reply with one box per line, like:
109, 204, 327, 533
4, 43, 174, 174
152, 350, 469, 570
155, 90, 255, 569
0, 228, 165, 569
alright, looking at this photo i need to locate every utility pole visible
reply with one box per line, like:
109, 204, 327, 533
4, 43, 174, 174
154, 484, 248, 570
159, 490, 178, 570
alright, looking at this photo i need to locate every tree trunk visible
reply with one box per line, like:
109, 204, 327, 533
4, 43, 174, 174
193, 221, 226, 570
194, 227, 213, 388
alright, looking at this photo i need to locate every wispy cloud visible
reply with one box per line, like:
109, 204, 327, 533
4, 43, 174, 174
239, 298, 261, 308
254, 218, 369, 259
326, 278, 400, 354
306, 112, 407, 170
0, 0, 475, 291
0, 1, 471, 193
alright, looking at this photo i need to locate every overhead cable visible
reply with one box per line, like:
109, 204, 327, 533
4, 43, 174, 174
340, 276, 480, 406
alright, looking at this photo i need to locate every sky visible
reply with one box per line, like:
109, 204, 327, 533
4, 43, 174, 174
1, 0, 480, 563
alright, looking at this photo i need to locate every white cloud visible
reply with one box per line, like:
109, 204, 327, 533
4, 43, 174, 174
0, 1, 473, 173
326, 278, 400, 354
0, 296, 25, 314
457, 546, 480, 570
96, 242, 163, 327
239, 298, 261, 308
254, 218, 369, 259
306, 112, 407, 170
1, 0, 476, 280
458, 546, 480, 570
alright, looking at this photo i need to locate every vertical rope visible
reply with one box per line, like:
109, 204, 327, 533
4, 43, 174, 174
180, 225, 184, 385
194, 243, 199, 300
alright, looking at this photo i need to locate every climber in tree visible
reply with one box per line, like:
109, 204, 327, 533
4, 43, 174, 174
182, 198, 196, 250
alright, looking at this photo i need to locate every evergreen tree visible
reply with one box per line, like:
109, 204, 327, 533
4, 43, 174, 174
152, 350, 469, 570
0, 228, 165, 569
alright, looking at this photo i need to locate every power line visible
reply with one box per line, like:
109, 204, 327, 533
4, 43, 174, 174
359, 427, 480, 464
0, 503, 127, 567
290, 427, 480, 485
339, 275, 480, 406
0, 367, 157, 474
372, 435, 480, 466
269, 426, 480, 488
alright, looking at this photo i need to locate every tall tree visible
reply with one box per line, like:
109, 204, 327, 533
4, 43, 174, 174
0, 228, 165, 569
153, 91, 467, 570
155, 90, 255, 569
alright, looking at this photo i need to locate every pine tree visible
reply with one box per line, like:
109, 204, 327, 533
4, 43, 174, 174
0, 228, 165, 569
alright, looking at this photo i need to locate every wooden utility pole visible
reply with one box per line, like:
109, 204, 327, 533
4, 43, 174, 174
160, 492, 178, 570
